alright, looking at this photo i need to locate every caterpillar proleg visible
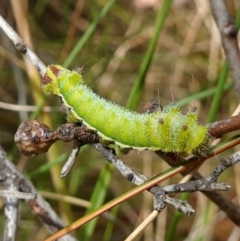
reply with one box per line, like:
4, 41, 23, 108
42, 65, 208, 156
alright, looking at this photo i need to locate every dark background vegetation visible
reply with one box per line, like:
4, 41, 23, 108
0, 0, 240, 240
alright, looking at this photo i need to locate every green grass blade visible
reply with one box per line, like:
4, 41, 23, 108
207, 9, 240, 123
103, 206, 119, 241
79, 161, 114, 240
127, 0, 174, 110
165, 83, 232, 109
207, 62, 229, 123
165, 193, 189, 241
27, 153, 69, 179
63, 0, 117, 68
179, 83, 232, 108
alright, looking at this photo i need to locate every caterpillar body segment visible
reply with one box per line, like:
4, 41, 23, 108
42, 65, 208, 156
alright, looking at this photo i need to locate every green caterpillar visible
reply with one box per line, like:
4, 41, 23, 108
42, 65, 208, 156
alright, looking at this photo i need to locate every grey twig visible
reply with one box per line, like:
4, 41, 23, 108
93, 143, 148, 185
3, 184, 19, 241
93, 143, 196, 215
0, 189, 36, 199
209, 0, 240, 100
93, 142, 238, 216
60, 140, 82, 178
0, 146, 77, 241
152, 154, 240, 197
158, 151, 240, 226
0, 15, 46, 76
